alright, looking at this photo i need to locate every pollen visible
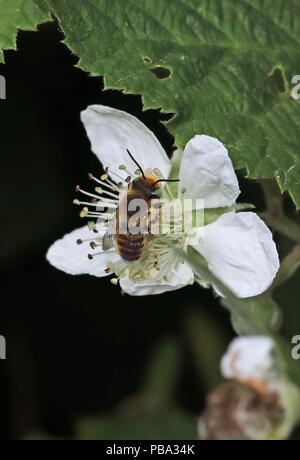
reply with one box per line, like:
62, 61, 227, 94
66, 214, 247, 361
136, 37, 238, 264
153, 168, 163, 178
80, 207, 89, 218
110, 278, 119, 285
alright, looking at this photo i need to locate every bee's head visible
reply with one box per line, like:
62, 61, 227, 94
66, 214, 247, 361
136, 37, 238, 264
126, 149, 179, 199
131, 175, 162, 199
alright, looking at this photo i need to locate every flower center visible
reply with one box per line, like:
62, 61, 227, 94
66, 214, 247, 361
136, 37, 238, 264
74, 164, 194, 285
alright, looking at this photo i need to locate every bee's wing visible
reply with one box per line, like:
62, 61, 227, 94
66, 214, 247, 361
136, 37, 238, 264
102, 212, 117, 251
102, 231, 115, 251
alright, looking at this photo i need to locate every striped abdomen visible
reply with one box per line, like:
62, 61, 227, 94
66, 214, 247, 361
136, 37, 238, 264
116, 233, 145, 261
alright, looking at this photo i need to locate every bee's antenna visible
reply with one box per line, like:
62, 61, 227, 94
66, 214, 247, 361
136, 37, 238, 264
153, 178, 180, 185
127, 149, 145, 179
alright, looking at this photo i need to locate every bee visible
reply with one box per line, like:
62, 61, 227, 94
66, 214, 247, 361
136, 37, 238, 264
102, 150, 179, 261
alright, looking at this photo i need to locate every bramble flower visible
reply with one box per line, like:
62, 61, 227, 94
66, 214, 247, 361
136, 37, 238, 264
47, 105, 279, 297
198, 336, 300, 440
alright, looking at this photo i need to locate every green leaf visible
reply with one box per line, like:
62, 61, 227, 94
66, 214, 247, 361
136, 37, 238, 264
36, 0, 300, 207
141, 337, 182, 409
0, 0, 50, 61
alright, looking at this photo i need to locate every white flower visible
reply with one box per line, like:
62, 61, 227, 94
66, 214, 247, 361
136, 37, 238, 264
46, 105, 279, 297
221, 336, 278, 393
218, 336, 300, 440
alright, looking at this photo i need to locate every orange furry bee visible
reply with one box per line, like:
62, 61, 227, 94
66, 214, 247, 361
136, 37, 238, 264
102, 150, 178, 261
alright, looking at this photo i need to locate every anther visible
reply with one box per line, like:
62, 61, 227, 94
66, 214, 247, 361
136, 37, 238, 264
75, 185, 80, 192
125, 176, 132, 183
73, 199, 80, 205
76, 239, 83, 245
110, 278, 119, 285
119, 165, 127, 170
80, 207, 89, 218
101, 174, 108, 181
88, 254, 94, 260
181, 187, 187, 194
95, 187, 103, 194
153, 168, 163, 177
90, 242, 97, 250
88, 173, 94, 181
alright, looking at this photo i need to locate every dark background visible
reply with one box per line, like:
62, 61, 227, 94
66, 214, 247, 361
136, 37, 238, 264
0, 20, 298, 440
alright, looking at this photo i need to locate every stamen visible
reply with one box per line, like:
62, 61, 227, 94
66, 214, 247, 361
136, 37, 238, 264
109, 169, 127, 184
106, 261, 114, 271
94, 187, 120, 200
118, 164, 136, 177
80, 207, 89, 218
110, 278, 119, 285
153, 168, 163, 178
74, 199, 115, 209
83, 213, 111, 219
89, 173, 120, 192
76, 236, 102, 245
76, 186, 118, 204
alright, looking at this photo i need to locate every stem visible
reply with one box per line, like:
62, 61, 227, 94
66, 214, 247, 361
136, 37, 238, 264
259, 179, 300, 243
269, 242, 300, 292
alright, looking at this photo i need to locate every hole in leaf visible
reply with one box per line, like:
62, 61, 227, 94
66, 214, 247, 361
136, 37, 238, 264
143, 57, 151, 63
268, 66, 288, 93
150, 66, 171, 80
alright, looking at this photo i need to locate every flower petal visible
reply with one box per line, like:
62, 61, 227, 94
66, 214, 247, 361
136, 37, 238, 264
179, 135, 240, 208
46, 225, 120, 277
195, 212, 279, 298
221, 336, 276, 383
81, 105, 171, 181
120, 260, 194, 296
